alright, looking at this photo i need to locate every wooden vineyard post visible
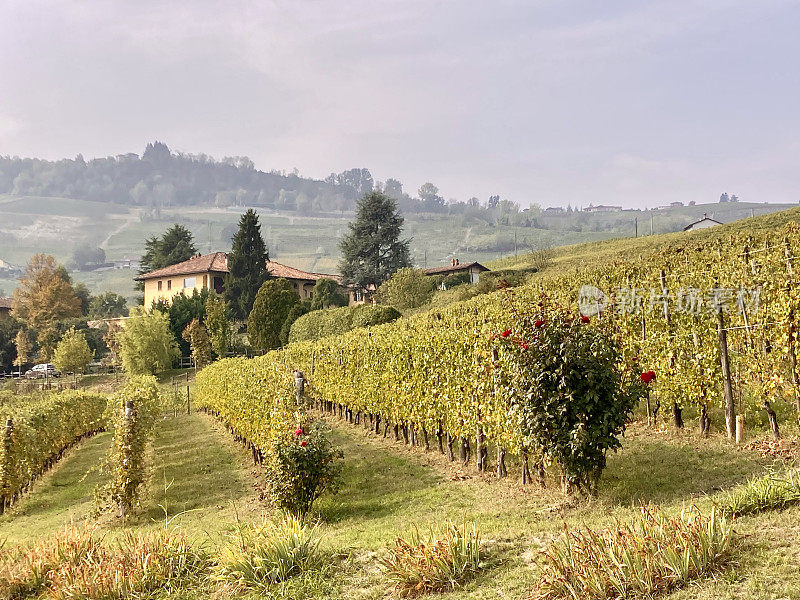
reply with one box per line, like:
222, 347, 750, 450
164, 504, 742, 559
716, 302, 736, 439
497, 447, 507, 479
120, 400, 135, 517
789, 313, 800, 425
736, 415, 744, 444
763, 401, 781, 440
660, 270, 682, 429
0, 419, 13, 514
475, 415, 484, 472
294, 370, 305, 406
641, 311, 652, 424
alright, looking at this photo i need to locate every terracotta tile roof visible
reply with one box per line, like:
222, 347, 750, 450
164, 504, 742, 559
266, 261, 341, 284
0, 297, 12, 310
135, 252, 340, 283
134, 252, 229, 280
423, 261, 489, 276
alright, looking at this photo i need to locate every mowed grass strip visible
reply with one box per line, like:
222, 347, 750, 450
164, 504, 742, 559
0, 432, 112, 543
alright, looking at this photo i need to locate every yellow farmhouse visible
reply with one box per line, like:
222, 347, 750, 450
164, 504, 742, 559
135, 252, 354, 308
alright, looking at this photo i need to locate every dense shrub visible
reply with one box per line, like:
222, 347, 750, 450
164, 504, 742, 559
266, 422, 343, 519
381, 520, 482, 598
288, 304, 401, 343
536, 507, 732, 600
280, 301, 311, 346
248, 278, 299, 352
309, 278, 348, 310
500, 298, 645, 494
375, 267, 437, 310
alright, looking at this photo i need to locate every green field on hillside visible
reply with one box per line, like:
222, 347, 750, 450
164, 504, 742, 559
1, 194, 794, 300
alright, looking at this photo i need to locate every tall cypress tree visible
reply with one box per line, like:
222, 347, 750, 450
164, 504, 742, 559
225, 209, 269, 320
339, 191, 411, 292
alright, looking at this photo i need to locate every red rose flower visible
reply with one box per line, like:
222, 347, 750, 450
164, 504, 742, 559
580, 315, 590, 323
534, 319, 545, 328
294, 428, 303, 437
501, 329, 512, 338
639, 371, 656, 384
300, 440, 307, 447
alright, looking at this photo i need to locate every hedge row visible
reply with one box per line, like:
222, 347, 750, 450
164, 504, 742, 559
288, 304, 401, 343
0, 390, 107, 511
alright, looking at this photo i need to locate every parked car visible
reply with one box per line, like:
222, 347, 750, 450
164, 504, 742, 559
25, 363, 62, 379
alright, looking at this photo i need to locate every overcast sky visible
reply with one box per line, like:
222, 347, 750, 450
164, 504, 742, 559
1, 0, 798, 208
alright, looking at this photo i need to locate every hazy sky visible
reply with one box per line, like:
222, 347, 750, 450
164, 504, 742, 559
1, 0, 799, 208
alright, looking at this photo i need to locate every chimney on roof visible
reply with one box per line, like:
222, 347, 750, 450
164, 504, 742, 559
703, 213, 707, 219
455, 258, 459, 265
451, 258, 456, 266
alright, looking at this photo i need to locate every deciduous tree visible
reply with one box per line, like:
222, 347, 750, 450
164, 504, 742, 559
12, 254, 82, 330
13, 329, 32, 369
53, 327, 94, 374
89, 291, 129, 318
118, 307, 179, 374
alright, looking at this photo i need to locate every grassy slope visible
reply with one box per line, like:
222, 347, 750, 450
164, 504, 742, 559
490, 205, 800, 273
1, 403, 799, 598
0, 412, 256, 546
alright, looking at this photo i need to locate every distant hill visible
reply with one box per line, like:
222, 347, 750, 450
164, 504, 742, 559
0, 142, 512, 218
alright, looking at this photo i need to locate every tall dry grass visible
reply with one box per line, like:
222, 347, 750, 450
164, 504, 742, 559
381, 520, 483, 598
0, 525, 209, 600
535, 507, 732, 600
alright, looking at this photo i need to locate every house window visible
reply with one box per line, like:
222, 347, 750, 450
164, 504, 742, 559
354, 290, 363, 302
167, 280, 172, 291
202, 274, 208, 288
184, 277, 196, 288
157, 280, 162, 291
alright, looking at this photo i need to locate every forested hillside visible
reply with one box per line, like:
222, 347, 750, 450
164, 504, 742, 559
0, 142, 525, 220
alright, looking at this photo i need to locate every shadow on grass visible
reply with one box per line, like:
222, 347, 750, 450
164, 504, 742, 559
315, 427, 442, 524
600, 431, 766, 506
